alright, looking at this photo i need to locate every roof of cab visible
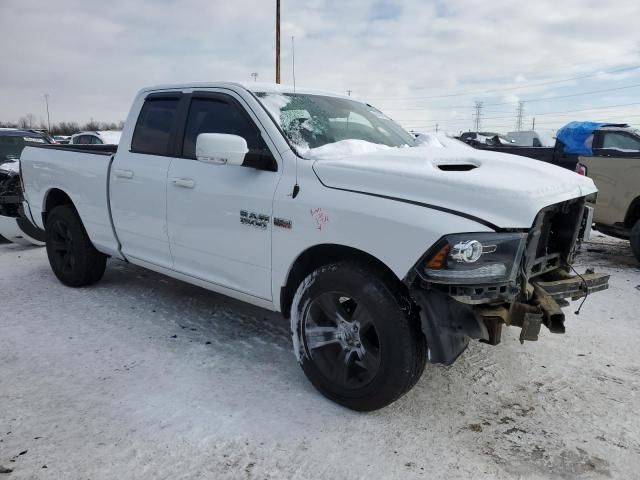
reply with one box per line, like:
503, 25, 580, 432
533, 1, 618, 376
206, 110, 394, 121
139, 82, 354, 101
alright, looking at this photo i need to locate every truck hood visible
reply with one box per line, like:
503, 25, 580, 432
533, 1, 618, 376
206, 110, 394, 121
311, 139, 597, 229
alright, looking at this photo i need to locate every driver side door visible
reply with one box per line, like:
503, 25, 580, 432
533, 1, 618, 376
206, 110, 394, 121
166, 91, 281, 300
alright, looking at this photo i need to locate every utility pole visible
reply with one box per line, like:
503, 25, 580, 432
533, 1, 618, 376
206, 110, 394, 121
346, 89, 352, 96
515, 101, 525, 131
473, 101, 483, 132
44, 94, 51, 132
251, 72, 258, 82
532, 117, 536, 130
275, 0, 281, 84
291, 36, 296, 92
435, 123, 439, 133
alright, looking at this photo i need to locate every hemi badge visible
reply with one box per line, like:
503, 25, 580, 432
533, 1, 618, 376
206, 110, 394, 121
274, 217, 292, 229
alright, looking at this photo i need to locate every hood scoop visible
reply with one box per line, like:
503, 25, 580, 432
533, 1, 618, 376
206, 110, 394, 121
437, 163, 477, 172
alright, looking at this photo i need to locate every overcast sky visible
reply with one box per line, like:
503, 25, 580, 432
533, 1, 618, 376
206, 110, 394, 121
2, 0, 639, 132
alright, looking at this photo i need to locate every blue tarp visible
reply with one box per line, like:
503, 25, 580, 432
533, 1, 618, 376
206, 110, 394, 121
556, 121, 606, 155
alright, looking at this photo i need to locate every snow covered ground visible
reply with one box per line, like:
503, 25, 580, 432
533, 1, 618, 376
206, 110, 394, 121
1, 234, 638, 479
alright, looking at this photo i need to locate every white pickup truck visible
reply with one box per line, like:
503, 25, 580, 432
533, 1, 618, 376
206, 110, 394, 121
19, 82, 609, 411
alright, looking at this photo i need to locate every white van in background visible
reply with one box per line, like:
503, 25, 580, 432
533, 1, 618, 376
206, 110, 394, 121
507, 130, 556, 147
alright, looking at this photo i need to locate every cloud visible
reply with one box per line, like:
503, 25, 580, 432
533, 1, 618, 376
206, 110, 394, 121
1, 0, 639, 130
502, 94, 521, 105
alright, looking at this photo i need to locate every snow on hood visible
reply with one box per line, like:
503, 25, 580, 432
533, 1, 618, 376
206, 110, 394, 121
312, 138, 597, 229
305, 139, 394, 159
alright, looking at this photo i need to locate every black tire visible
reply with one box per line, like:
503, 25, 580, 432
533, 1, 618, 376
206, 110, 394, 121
45, 205, 107, 287
291, 262, 427, 411
631, 220, 640, 262
17, 216, 46, 243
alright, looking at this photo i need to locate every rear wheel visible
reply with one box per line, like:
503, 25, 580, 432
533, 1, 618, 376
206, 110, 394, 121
631, 220, 640, 262
291, 262, 426, 411
45, 205, 107, 287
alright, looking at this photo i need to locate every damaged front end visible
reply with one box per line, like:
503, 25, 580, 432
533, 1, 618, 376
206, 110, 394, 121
406, 197, 609, 365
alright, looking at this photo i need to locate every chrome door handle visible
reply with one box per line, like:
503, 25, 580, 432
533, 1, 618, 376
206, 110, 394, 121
113, 169, 134, 179
170, 177, 196, 189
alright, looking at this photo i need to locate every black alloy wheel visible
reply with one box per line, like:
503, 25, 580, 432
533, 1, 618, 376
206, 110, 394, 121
291, 262, 427, 411
45, 205, 107, 287
302, 292, 382, 390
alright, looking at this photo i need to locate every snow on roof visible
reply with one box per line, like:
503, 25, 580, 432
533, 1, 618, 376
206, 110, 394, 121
97, 130, 122, 145
140, 81, 353, 100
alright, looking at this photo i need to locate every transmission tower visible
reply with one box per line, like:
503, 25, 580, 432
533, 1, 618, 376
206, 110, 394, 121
515, 101, 525, 131
473, 101, 483, 132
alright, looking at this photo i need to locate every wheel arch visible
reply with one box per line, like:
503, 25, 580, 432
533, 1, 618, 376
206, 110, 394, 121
42, 188, 74, 225
279, 243, 406, 318
624, 195, 640, 228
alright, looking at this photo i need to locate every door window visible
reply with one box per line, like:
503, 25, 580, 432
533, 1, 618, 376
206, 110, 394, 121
131, 98, 180, 156
601, 132, 640, 151
182, 97, 270, 166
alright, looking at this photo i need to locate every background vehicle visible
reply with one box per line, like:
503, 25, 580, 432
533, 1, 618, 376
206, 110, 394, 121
20, 82, 608, 410
459, 131, 514, 146
0, 129, 47, 245
69, 130, 122, 145
507, 130, 556, 147
53, 135, 71, 144
468, 121, 639, 171
573, 124, 640, 261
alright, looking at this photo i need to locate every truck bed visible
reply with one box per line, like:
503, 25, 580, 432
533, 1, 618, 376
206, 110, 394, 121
36, 143, 118, 155
20, 144, 121, 257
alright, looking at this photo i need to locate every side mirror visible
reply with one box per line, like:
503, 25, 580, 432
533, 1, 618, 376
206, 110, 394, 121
195, 133, 248, 166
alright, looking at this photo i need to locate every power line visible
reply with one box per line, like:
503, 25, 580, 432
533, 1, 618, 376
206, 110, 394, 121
383, 83, 640, 111
368, 65, 640, 101
524, 101, 640, 117
394, 101, 640, 124
480, 83, 640, 107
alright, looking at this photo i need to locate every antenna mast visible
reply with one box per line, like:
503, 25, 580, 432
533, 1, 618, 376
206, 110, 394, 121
275, 0, 281, 83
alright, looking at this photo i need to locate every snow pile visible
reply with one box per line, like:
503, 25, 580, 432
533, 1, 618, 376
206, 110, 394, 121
0, 160, 19, 173
258, 93, 291, 127
98, 131, 122, 145
305, 139, 394, 159
1, 236, 639, 479
414, 133, 445, 148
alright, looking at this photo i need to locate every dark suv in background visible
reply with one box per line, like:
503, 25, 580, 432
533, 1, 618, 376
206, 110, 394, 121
0, 128, 49, 244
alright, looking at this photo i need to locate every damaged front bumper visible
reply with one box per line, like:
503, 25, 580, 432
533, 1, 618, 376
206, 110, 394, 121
478, 271, 609, 343
410, 270, 609, 365
407, 197, 610, 366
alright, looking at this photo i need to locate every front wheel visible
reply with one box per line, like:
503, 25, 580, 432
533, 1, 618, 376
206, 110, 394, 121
45, 205, 107, 287
291, 262, 427, 411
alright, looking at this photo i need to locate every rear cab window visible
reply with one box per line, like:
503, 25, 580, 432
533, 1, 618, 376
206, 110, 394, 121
131, 97, 180, 156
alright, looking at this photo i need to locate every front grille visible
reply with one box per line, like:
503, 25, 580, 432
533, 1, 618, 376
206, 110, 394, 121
524, 198, 587, 278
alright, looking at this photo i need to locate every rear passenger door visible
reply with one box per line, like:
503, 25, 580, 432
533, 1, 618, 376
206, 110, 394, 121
110, 93, 181, 269
166, 91, 281, 300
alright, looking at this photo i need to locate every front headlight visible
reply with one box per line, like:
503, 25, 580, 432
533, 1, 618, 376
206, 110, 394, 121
419, 232, 527, 284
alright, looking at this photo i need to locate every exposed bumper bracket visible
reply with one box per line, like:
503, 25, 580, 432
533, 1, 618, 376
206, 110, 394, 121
533, 271, 610, 302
